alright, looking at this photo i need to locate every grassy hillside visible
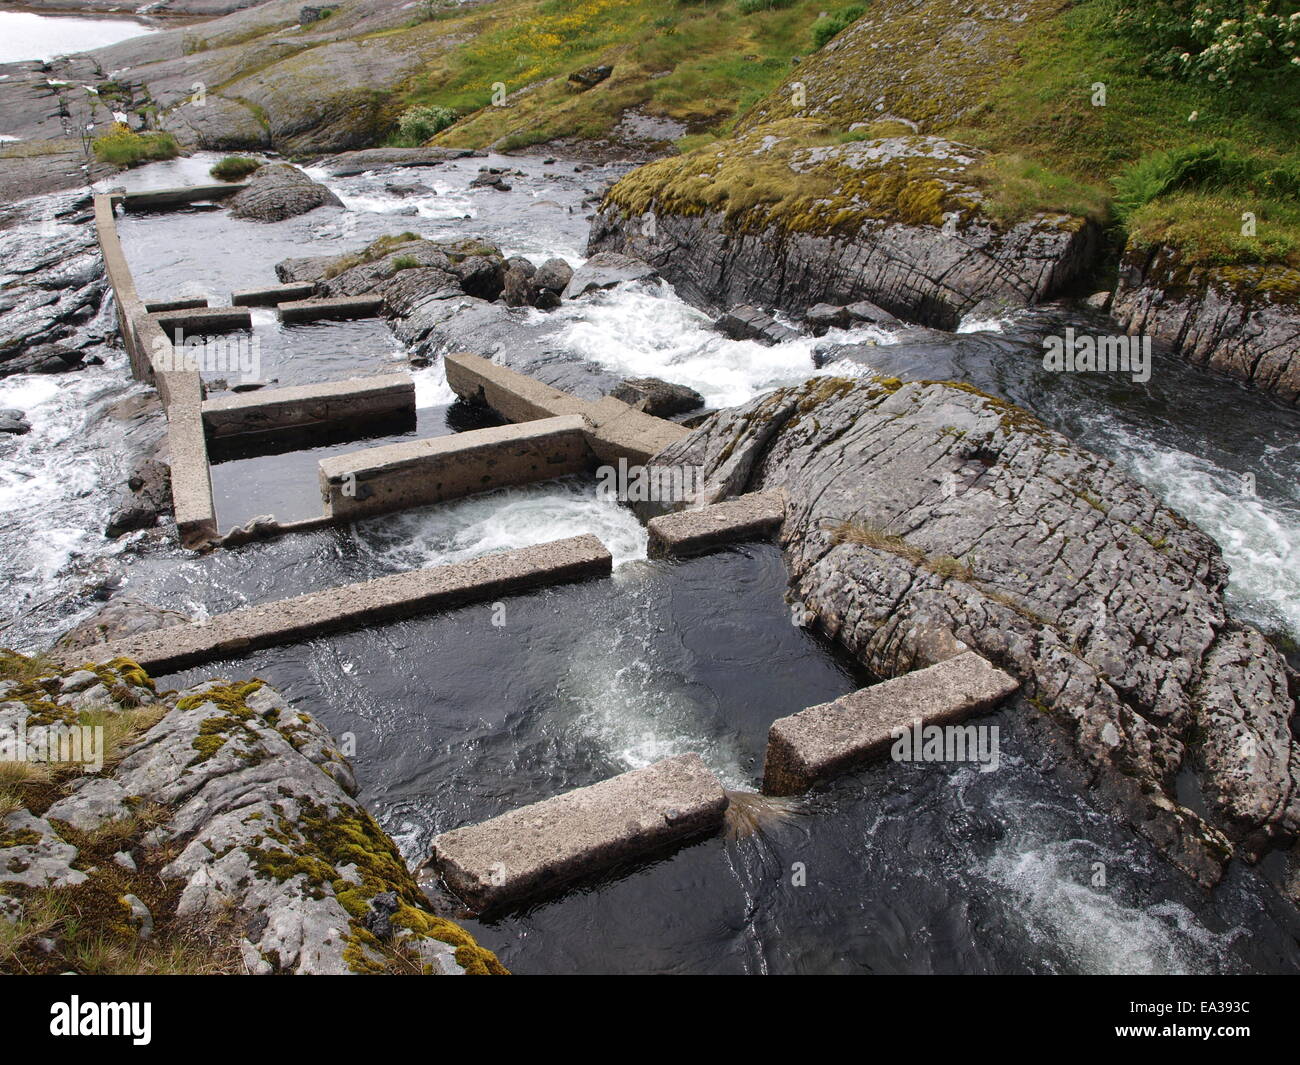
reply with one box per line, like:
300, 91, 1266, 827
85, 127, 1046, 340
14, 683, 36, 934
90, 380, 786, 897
393, 0, 842, 152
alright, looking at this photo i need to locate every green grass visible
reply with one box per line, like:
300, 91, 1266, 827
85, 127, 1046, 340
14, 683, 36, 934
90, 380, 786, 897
948, 0, 1300, 262
91, 126, 180, 168
393, 0, 841, 150
811, 4, 866, 50
209, 155, 262, 181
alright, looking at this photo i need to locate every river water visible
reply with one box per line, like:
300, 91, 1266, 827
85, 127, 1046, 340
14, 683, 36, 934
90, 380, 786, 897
1, 150, 1298, 973
0, 10, 157, 64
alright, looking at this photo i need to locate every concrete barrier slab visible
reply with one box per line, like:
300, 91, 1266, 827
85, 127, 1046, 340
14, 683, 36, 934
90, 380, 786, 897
277, 295, 384, 323
320, 415, 593, 520
429, 753, 728, 912
232, 282, 317, 306
202, 373, 415, 442
144, 297, 209, 313
53, 535, 612, 674
444, 352, 688, 466
761, 652, 1020, 795
122, 184, 246, 210
150, 306, 252, 336
647, 492, 785, 558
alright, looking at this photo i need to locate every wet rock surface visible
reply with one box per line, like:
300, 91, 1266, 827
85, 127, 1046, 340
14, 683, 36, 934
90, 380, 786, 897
1113, 244, 1300, 407
652, 376, 1300, 892
228, 163, 344, 222
105, 457, 174, 538
590, 128, 1097, 327
0, 192, 107, 377
55, 598, 191, 651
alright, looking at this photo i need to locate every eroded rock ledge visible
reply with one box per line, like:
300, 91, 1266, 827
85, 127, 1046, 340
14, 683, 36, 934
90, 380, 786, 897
588, 122, 1097, 328
1113, 245, 1300, 406
652, 376, 1300, 895
0, 651, 505, 975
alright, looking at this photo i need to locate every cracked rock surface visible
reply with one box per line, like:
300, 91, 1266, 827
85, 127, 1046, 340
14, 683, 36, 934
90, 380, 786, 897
653, 375, 1300, 893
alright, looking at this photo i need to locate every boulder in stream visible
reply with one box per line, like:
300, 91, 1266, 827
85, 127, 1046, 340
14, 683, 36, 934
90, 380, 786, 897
228, 163, 343, 223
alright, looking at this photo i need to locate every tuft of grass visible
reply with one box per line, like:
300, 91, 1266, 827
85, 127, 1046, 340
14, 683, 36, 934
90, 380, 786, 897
738, 0, 796, 13
811, 4, 865, 50
972, 153, 1111, 227
1111, 141, 1300, 222
91, 125, 180, 168
209, 155, 263, 181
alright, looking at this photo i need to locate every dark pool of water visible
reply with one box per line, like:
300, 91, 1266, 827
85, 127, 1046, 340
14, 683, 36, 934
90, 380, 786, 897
156, 544, 1300, 975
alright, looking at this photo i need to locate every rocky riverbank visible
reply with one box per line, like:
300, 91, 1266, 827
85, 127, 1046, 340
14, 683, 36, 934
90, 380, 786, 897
652, 376, 1300, 899
588, 121, 1098, 328
0, 649, 506, 974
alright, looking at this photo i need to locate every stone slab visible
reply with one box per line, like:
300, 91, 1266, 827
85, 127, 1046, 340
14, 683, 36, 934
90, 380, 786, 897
150, 306, 252, 336
122, 184, 247, 210
320, 415, 594, 520
144, 297, 209, 313
53, 535, 613, 674
231, 282, 318, 306
761, 652, 1021, 795
429, 753, 728, 912
443, 351, 688, 466
202, 373, 415, 441
647, 492, 785, 558
277, 295, 384, 323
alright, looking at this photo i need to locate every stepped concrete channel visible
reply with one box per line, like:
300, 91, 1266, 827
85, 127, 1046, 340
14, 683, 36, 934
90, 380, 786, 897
91, 186, 1024, 916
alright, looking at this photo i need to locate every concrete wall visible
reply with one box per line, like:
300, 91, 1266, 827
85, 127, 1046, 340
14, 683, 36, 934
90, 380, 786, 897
53, 534, 613, 674
202, 374, 415, 442
646, 492, 785, 557
320, 414, 595, 521
93, 193, 218, 547
444, 352, 689, 465
121, 184, 246, 211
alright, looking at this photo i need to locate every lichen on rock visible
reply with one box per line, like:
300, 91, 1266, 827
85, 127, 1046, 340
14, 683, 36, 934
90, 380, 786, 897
0, 652, 504, 975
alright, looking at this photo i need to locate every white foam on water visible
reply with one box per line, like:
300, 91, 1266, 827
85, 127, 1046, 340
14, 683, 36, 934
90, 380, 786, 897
984, 835, 1245, 975
549, 281, 899, 408
1097, 435, 1300, 641
554, 577, 750, 788
410, 359, 457, 409
350, 478, 648, 571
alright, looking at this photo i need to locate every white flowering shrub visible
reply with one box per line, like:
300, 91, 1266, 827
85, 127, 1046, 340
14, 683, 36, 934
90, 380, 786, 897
1119, 1, 1300, 83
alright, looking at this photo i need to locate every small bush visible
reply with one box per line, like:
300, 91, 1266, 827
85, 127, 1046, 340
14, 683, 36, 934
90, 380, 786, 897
812, 4, 866, 50
1116, 0, 1300, 84
737, 0, 795, 14
209, 156, 263, 181
91, 125, 180, 168
395, 105, 457, 145
390, 254, 421, 271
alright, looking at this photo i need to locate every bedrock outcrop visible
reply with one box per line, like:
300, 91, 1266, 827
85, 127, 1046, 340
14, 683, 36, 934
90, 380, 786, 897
0, 651, 505, 975
588, 122, 1097, 328
1112, 244, 1300, 406
0, 191, 108, 377
651, 376, 1300, 893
